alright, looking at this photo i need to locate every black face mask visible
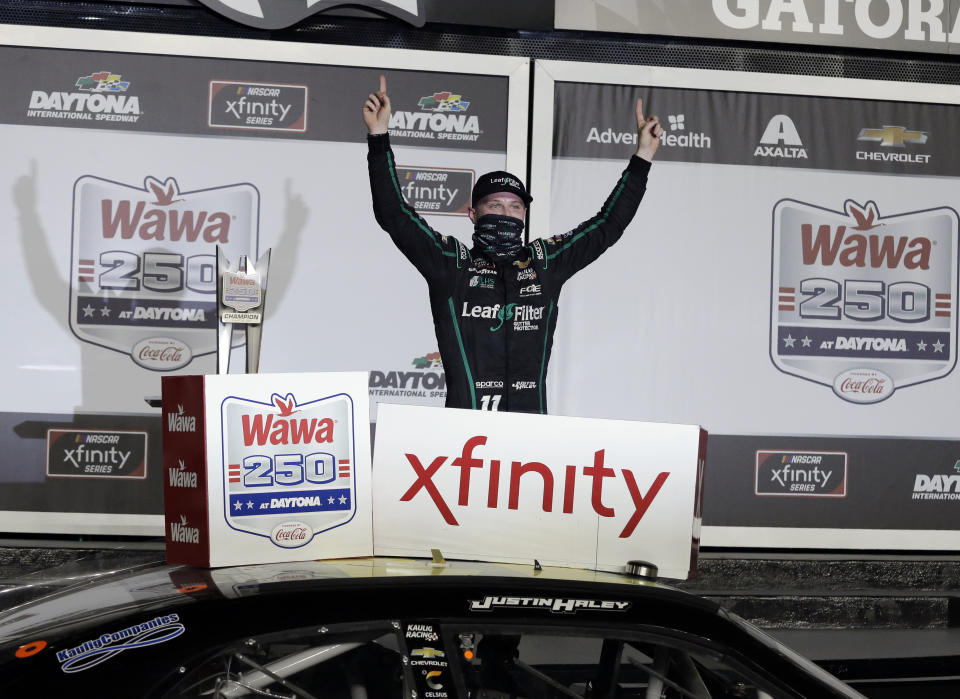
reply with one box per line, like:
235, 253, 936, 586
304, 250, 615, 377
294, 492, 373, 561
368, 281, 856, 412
473, 214, 525, 259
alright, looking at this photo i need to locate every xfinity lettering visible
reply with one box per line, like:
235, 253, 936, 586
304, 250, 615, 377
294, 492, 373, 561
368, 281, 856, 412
400, 435, 670, 538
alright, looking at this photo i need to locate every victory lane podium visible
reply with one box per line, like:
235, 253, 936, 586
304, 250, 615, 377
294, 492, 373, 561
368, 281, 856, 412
161, 372, 372, 567
162, 375, 706, 579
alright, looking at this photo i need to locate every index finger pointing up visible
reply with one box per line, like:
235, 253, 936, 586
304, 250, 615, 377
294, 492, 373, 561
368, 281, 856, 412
379, 74, 387, 94
636, 97, 645, 125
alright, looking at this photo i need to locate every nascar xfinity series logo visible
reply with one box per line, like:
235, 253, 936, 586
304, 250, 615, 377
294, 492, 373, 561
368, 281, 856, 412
771, 198, 957, 403
27, 70, 142, 124
390, 90, 480, 142
70, 175, 259, 369
208, 80, 308, 132
221, 391, 357, 547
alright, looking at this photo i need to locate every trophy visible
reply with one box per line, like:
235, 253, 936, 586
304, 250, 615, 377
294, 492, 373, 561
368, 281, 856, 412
216, 246, 271, 374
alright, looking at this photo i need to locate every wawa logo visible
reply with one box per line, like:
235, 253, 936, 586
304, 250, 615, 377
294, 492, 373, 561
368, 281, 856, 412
70, 173, 259, 365
400, 436, 669, 538
771, 197, 958, 402
169, 515, 200, 544
167, 405, 197, 433
168, 459, 199, 489
221, 390, 357, 546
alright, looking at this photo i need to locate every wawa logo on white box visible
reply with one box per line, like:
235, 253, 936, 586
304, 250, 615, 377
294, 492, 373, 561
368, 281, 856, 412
397, 435, 669, 539
220, 391, 357, 548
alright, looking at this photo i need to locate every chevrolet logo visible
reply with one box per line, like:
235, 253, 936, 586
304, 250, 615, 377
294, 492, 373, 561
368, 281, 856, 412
857, 125, 927, 147
412, 648, 446, 659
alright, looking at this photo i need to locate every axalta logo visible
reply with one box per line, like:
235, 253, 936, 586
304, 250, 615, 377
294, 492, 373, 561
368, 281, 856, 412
168, 459, 199, 489
100, 176, 231, 243
28, 71, 142, 124
389, 91, 479, 142
400, 436, 669, 538
912, 469, 960, 500
857, 125, 930, 164
755, 115, 807, 159
240, 394, 334, 446
167, 405, 198, 433
169, 515, 200, 544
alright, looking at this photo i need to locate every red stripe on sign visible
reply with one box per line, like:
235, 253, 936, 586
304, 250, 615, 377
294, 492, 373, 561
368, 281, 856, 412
936, 302, 951, 308
339, 460, 350, 465
339, 470, 351, 476
936, 311, 951, 317
78, 276, 93, 282
778, 304, 794, 311
229, 478, 241, 483
779, 287, 794, 293
936, 293, 952, 299
778, 295, 794, 302
79, 259, 94, 265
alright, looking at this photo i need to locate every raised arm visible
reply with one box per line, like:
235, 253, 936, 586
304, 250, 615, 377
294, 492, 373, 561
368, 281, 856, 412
364, 75, 467, 280
530, 97, 660, 283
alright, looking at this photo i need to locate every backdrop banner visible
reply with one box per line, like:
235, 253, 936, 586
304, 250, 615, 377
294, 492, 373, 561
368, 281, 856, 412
0, 25, 528, 535
532, 60, 960, 549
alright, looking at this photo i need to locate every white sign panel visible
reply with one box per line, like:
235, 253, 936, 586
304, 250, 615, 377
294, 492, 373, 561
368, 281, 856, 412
372, 403, 706, 580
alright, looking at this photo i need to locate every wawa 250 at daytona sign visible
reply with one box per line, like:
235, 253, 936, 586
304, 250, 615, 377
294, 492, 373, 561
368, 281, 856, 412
70, 174, 259, 370
162, 372, 372, 568
771, 198, 957, 403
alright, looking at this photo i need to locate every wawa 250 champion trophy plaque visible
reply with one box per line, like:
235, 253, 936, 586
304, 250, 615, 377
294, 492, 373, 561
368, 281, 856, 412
216, 245, 271, 374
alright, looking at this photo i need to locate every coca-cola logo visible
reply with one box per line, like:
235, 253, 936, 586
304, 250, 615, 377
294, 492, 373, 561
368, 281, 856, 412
270, 521, 313, 548
832, 368, 894, 403
132, 337, 192, 371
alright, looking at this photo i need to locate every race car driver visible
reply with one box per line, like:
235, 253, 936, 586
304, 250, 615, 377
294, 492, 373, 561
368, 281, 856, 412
364, 75, 661, 414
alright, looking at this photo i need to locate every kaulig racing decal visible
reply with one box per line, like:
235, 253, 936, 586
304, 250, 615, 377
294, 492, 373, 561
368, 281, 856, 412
221, 391, 357, 547
70, 175, 259, 369
771, 198, 957, 402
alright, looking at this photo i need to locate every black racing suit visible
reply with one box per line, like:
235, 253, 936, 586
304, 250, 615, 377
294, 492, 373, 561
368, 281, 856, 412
368, 133, 650, 414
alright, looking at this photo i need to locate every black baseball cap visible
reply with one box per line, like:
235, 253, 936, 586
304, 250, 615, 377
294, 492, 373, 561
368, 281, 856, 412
471, 171, 532, 207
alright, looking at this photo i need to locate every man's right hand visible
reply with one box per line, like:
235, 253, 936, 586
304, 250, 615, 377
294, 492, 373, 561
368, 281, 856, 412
363, 74, 391, 135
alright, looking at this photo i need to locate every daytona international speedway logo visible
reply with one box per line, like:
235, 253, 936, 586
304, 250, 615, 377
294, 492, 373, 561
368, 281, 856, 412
771, 198, 957, 403
221, 391, 357, 547
69, 175, 259, 369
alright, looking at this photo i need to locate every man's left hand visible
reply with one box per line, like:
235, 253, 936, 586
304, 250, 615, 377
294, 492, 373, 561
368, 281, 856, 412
635, 98, 662, 162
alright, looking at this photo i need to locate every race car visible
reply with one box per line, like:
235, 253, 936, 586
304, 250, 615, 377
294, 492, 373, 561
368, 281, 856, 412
0, 556, 866, 698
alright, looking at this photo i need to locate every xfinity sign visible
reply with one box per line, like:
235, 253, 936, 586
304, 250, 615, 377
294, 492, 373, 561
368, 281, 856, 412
372, 404, 706, 579
555, 1, 960, 55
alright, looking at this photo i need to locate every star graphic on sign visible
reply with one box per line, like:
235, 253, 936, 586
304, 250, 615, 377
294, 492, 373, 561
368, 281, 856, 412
338, 495, 347, 504
100, 305, 111, 317
783, 334, 796, 348
917, 340, 928, 351
801, 336, 812, 347
247, 500, 254, 509
328, 496, 335, 504
933, 340, 945, 353
82, 304, 95, 317
234, 501, 242, 511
